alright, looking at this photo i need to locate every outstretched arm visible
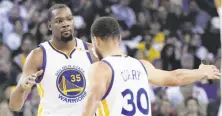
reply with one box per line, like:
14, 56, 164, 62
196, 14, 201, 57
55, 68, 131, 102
140, 60, 220, 86
82, 61, 112, 116
9, 48, 43, 111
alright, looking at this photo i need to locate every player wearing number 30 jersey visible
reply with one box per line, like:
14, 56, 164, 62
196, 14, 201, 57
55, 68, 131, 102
81, 17, 220, 116
94, 55, 151, 116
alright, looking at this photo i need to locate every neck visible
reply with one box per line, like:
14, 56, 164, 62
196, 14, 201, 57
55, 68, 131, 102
101, 46, 123, 58
50, 37, 76, 51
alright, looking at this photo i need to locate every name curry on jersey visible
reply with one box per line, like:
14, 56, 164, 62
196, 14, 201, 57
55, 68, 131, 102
55, 65, 86, 103
121, 70, 141, 82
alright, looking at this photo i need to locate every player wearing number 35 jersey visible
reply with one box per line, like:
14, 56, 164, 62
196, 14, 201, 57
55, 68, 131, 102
9, 4, 98, 116
81, 17, 221, 116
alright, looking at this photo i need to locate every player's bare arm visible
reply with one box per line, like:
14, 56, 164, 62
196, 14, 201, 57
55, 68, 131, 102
82, 61, 112, 116
140, 60, 220, 86
9, 48, 43, 111
86, 42, 99, 62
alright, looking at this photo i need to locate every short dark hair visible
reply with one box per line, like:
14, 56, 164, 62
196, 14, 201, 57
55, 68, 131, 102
48, 4, 69, 21
185, 96, 199, 107
91, 17, 121, 40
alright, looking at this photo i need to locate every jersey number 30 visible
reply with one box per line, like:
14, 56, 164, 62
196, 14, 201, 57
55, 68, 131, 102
121, 88, 149, 115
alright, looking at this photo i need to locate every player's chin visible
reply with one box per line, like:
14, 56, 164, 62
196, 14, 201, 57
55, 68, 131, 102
61, 34, 73, 42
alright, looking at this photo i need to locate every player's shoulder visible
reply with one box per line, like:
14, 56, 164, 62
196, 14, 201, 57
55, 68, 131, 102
91, 61, 110, 71
90, 61, 112, 75
26, 47, 43, 64
90, 61, 113, 81
139, 59, 155, 69
23, 47, 43, 70
30, 47, 43, 57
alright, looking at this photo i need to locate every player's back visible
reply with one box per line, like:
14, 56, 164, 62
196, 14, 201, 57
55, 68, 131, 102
96, 55, 151, 116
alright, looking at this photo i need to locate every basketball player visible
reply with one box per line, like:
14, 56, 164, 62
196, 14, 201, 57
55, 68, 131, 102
81, 17, 220, 116
9, 4, 97, 116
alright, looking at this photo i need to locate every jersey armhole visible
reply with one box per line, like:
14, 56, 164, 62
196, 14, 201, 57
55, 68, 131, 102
36, 45, 47, 83
83, 41, 93, 64
101, 60, 114, 100
138, 60, 148, 76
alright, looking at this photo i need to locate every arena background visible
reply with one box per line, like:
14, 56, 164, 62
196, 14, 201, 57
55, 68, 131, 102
0, 0, 221, 116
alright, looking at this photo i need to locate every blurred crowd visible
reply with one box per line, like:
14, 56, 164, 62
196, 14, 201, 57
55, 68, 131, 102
0, 0, 221, 116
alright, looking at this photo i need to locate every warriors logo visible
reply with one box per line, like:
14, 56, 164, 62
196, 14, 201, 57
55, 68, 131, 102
56, 66, 86, 103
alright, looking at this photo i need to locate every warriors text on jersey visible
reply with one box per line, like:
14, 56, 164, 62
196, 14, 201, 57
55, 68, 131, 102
96, 55, 152, 116
36, 38, 92, 116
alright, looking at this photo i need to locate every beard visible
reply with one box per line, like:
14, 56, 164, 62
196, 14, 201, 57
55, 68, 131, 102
61, 34, 73, 42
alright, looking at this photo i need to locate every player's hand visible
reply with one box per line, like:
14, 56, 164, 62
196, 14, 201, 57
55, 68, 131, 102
199, 64, 220, 79
18, 70, 43, 92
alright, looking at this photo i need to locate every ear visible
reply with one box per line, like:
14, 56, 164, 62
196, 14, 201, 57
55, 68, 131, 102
48, 21, 52, 31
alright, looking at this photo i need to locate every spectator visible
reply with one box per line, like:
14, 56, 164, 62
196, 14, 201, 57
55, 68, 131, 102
0, 44, 11, 89
13, 33, 37, 71
2, 5, 21, 43
157, 99, 176, 116
188, 0, 211, 30
166, 84, 208, 116
136, 34, 161, 62
184, 97, 203, 116
35, 21, 51, 44
161, 44, 181, 70
5, 19, 24, 51
165, 4, 183, 34
202, 17, 220, 56
188, 34, 204, 69
75, 0, 97, 36
111, 0, 136, 28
